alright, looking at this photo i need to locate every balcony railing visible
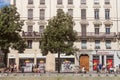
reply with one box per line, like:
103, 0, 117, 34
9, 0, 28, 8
22, 31, 42, 39
77, 32, 116, 39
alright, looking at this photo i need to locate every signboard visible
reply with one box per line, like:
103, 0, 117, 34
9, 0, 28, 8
0, 0, 10, 8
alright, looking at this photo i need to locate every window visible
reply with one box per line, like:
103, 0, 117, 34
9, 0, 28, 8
28, 26, 33, 32
81, 25, 86, 36
105, 26, 110, 34
68, 9, 73, 17
81, 9, 86, 19
106, 55, 113, 70
95, 40, 100, 49
28, 9, 33, 20
106, 40, 111, 49
40, 9, 45, 20
28, 0, 33, 4
94, 9, 99, 19
39, 26, 44, 33
95, 27, 99, 34
93, 55, 99, 70
94, 0, 99, 4
57, 0, 62, 5
105, 9, 110, 19
68, 0, 73, 5
81, 0, 86, 4
81, 40, 87, 49
105, 0, 110, 4
27, 40, 32, 49
40, 0, 45, 5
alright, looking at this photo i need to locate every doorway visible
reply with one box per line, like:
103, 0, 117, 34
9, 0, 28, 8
79, 54, 89, 71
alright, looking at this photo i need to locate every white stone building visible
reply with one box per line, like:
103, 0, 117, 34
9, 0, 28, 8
8, 0, 120, 72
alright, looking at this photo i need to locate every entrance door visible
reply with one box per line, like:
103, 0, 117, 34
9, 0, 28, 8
79, 54, 89, 71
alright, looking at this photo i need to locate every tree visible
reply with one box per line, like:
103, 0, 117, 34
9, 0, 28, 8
0, 6, 26, 67
41, 9, 78, 73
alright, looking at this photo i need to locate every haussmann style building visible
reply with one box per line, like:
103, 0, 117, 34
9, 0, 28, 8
8, 0, 120, 73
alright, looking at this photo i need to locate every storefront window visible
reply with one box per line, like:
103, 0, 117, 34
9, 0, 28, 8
93, 55, 99, 70
19, 58, 34, 72
106, 55, 113, 70
55, 58, 74, 72
37, 58, 46, 73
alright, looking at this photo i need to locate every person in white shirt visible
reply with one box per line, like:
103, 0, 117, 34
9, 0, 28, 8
81, 66, 86, 73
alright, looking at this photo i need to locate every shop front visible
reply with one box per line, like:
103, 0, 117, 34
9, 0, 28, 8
55, 55, 75, 72
77, 50, 120, 72
19, 58, 34, 72
92, 50, 115, 71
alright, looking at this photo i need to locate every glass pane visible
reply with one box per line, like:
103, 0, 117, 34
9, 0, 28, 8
81, 9, 86, 19
28, 9, 33, 19
68, 9, 73, 17
68, 0, 73, 4
40, 9, 45, 20
40, 0, 45, 5
57, 0, 62, 4
28, 0, 33, 4
81, 0, 86, 4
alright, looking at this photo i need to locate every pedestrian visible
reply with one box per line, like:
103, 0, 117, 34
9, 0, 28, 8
14, 63, 17, 72
97, 64, 100, 73
81, 66, 86, 73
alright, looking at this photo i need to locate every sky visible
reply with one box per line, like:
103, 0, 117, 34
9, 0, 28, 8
0, 0, 10, 8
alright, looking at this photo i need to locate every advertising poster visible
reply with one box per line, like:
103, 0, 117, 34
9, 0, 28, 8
0, 0, 10, 8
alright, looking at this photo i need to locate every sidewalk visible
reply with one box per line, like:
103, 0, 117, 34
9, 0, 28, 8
0, 71, 120, 77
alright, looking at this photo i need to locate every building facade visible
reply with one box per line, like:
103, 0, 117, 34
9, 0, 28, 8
8, 0, 120, 72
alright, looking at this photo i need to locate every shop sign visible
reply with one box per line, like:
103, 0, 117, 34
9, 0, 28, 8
97, 51, 109, 54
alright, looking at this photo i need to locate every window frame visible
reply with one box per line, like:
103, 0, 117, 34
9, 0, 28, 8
95, 40, 100, 49
105, 9, 110, 20
40, 9, 45, 20
40, 0, 45, 5
95, 27, 99, 34
94, 9, 99, 19
27, 40, 32, 49
68, 0, 73, 5
68, 9, 73, 17
28, 0, 33, 4
57, 0, 62, 5
28, 26, 33, 32
81, 9, 86, 19
105, 0, 110, 4
28, 9, 33, 20
106, 40, 111, 49
94, 0, 99, 4
81, 0, 86, 4
81, 40, 87, 49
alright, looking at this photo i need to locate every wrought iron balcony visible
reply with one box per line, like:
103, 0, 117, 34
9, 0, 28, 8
22, 31, 42, 39
77, 32, 116, 39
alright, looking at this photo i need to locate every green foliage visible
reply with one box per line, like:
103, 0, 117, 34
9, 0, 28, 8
12, 39, 27, 53
0, 6, 26, 65
41, 9, 77, 55
0, 6, 25, 53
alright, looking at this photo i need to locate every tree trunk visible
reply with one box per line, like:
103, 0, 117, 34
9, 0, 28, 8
3, 53, 8, 68
58, 52, 60, 73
